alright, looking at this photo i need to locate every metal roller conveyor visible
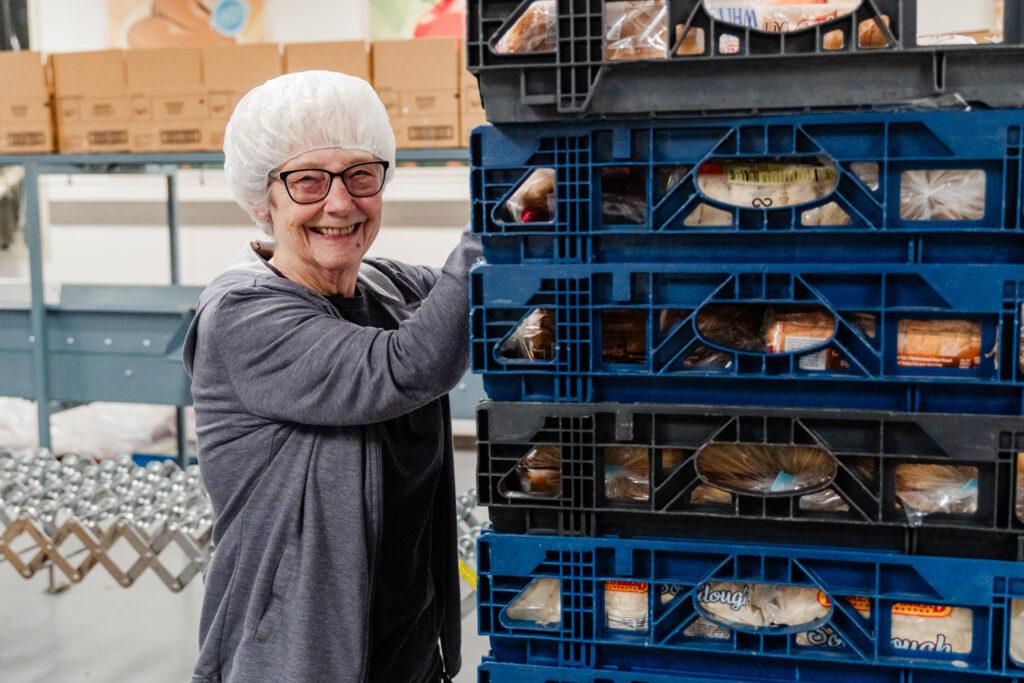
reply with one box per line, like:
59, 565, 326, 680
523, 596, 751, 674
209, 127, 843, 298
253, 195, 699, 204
0, 448, 213, 592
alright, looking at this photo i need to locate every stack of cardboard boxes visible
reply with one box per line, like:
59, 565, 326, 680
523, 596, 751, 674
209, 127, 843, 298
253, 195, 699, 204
0, 39, 487, 156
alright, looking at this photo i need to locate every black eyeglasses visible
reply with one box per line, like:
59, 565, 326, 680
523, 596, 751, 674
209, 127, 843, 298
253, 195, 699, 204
269, 161, 390, 203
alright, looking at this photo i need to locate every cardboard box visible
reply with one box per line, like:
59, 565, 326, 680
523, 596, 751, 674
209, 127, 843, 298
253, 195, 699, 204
373, 39, 459, 149
126, 47, 206, 151
284, 41, 370, 83
202, 43, 282, 150
0, 51, 53, 153
50, 50, 132, 153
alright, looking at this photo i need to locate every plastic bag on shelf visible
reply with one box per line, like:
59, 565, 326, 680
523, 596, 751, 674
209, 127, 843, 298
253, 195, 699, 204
896, 319, 982, 369
895, 464, 978, 525
605, 0, 668, 60
697, 582, 826, 628
502, 168, 556, 223
494, 0, 556, 54
696, 443, 835, 495
500, 309, 557, 361
506, 578, 561, 625
900, 170, 986, 221
513, 445, 562, 497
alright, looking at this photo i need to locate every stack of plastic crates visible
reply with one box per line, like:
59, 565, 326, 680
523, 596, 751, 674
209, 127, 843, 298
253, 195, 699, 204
465, 2, 1024, 682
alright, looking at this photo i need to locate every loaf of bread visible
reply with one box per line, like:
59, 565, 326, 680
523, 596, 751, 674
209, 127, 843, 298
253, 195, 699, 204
696, 443, 835, 495
605, 0, 668, 60
604, 446, 684, 501
500, 308, 557, 361
515, 444, 561, 497
900, 170, 986, 221
895, 464, 978, 515
897, 319, 981, 369
704, 0, 859, 33
506, 577, 561, 625
494, 0, 556, 54
504, 168, 555, 223
697, 159, 838, 209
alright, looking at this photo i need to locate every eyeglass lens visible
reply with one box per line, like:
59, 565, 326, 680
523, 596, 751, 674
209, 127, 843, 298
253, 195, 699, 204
285, 163, 386, 202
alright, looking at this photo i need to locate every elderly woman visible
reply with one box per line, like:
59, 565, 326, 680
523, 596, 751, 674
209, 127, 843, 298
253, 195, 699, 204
183, 71, 480, 683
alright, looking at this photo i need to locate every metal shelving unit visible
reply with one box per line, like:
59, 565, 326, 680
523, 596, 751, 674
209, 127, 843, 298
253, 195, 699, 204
0, 149, 473, 465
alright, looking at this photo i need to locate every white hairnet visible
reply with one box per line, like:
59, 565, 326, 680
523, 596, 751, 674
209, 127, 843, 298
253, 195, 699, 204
223, 70, 397, 234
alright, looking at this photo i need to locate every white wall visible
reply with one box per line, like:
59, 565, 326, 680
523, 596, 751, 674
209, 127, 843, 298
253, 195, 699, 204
30, 0, 369, 53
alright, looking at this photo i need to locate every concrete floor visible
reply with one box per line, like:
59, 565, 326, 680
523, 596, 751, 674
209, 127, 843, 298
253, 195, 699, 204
0, 448, 489, 683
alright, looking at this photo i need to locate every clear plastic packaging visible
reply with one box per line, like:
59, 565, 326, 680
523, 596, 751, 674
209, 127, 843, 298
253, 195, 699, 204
702, 0, 860, 33
1011, 598, 1024, 664
799, 487, 849, 512
696, 157, 839, 209
695, 304, 767, 352
689, 483, 733, 505
605, 0, 668, 60
696, 581, 827, 629
501, 168, 556, 223
896, 319, 982, 369
900, 170, 986, 221
506, 577, 561, 625
895, 464, 978, 525
696, 443, 836, 496
514, 445, 562, 497
500, 309, 557, 361
494, 0, 557, 54
604, 446, 684, 501
798, 595, 974, 654
605, 580, 649, 631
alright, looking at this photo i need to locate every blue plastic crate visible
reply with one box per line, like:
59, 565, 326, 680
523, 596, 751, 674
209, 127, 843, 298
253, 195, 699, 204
467, 0, 1024, 122
478, 659, 1024, 683
476, 401, 1024, 560
478, 532, 1024, 678
471, 109, 1024, 264
471, 261, 1024, 414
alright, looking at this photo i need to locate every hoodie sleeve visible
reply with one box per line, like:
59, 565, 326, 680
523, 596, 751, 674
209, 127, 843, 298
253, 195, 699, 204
205, 228, 481, 427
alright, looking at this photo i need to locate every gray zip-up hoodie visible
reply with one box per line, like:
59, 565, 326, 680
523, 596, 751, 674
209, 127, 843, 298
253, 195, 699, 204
182, 229, 481, 682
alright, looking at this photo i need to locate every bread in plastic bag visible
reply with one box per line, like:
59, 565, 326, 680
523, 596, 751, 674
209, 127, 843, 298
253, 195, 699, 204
799, 487, 849, 512
696, 304, 767, 352
697, 582, 826, 629
604, 446, 684, 501
690, 483, 733, 505
896, 319, 982, 369
494, 0, 556, 54
703, 0, 860, 33
515, 445, 562, 497
602, 309, 647, 363
500, 309, 557, 361
506, 578, 561, 625
900, 170, 986, 221
895, 464, 978, 524
502, 168, 556, 223
605, 0, 668, 60
696, 158, 838, 209
696, 443, 835, 495
798, 595, 973, 654
605, 581, 649, 631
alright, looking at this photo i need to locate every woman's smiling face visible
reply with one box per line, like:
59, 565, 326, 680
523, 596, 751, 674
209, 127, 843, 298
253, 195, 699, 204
267, 147, 384, 297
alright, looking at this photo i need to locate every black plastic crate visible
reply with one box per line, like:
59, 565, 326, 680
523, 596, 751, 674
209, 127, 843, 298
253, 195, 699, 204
478, 532, 1024, 677
477, 401, 1024, 560
467, 0, 1024, 122
471, 110, 1024, 265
